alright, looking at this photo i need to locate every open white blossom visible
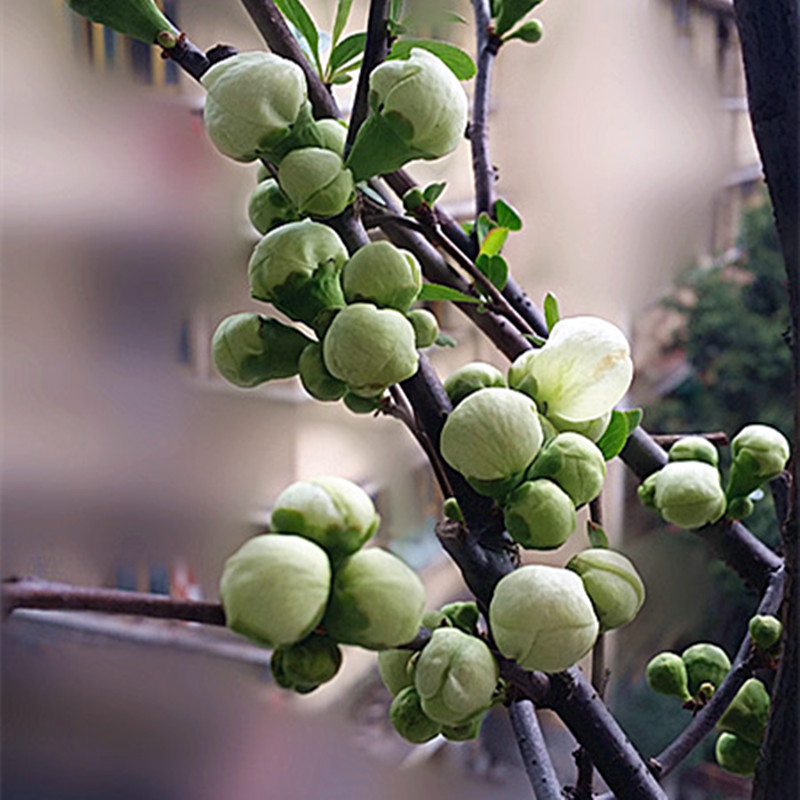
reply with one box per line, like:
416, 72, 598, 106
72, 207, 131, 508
509, 316, 633, 422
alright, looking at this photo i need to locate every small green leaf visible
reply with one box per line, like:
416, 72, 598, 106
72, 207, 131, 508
423, 182, 447, 205
332, 0, 355, 47
596, 410, 630, 461
504, 19, 543, 44
476, 212, 493, 245
543, 292, 560, 331
435, 333, 458, 348
494, 199, 522, 231
275, 0, 322, 73
389, 0, 404, 23
387, 19, 407, 37
523, 332, 547, 347
418, 284, 481, 304
623, 408, 643, 432
587, 521, 610, 549
480, 227, 509, 256
461, 221, 475, 236
331, 73, 353, 84
495, 0, 544, 37
443, 11, 468, 24
328, 32, 366, 73
476, 254, 509, 290
358, 183, 388, 206
389, 39, 476, 80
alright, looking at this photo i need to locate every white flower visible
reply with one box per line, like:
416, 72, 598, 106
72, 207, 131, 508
509, 316, 633, 422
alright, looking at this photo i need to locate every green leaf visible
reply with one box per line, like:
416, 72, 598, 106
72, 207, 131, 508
328, 32, 366, 73
418, 284, 481, 304
332, 0, 355, 47
476, 254, 509, 290
330, 73, 353, 84
623, 408, 643, 433
274, 0, 322, 73
461, 221, 475, 236
523, 332, 547, 347
435, 333, 458, 348
389, 39, 476, 80
494, 198, 522, 231
587, 521, 610, 549
479, 227, 509, 256
389, 0, 404, 23
476, 212, 493, 245
495, 0, 544, 37
596, 410, 630, 461
505, 19, 543, 44
423, 182, 447, 205
443, 11, 468, 24
543, 292, 560, 331
358, 183, 388, 206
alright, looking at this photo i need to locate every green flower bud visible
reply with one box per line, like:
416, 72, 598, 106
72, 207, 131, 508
637, 472, 658, 510
415, 628, 499, 726
247, 179, 298, 235
548, 410, 611, 443
346, 49, 469, 180
297, 342, 347, 401
323, 548, 426, 649
643, 462, 726, 529
489, 565, 599, 673
342, 241, 422, 312
220, 534, 331, 647
715, 732, 760, 777
270, 635, 342, 693
322, 303, 419, 397
748, 614, 782, 652
343, 391, 383, 414
645, 652, 692, 701
527, 432, 606, 507
389, 686, 442, 743
503, 479, 577, 550
567, 549, 646, 632
66, 0, 178, 46
668, 436, 719, 467
440, 387, 543, 500
407, 309, 439, 348
439, 601, 481, 635
442, 497, 463, 522
717, 678, 770, 746
507, 317, 633, 423
212, 312, 314, 388
698, 682, 716, 703
402, 187, 425, 212
441, 713, 484, 741
271, 476, 380, 561
314, 118, 348, 156
201, 52, 308, 163
422, 609, 447, 629
248, 220, 348, 330
506, 19, 544, 44
727, 424, 791, 500
443, 362, 507, 407
726, 496, 754, 520
378, 648, 417, 695
681, 643, 731, 697
278, 148, 355, 218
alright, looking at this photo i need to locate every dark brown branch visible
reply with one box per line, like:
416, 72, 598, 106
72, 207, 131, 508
650, 431, 730, 448
162, 34, 211, 79
508, 700, 564, 800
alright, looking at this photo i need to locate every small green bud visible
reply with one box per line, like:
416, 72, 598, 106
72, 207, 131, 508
271, 476, 379, 561
443, 362, 507, 407
440, 387, 543, 500
247, 178, 298, 235
66, 0, 178, 47
406, 309, 439, 348
278, 148, 355, 218
489, 565, 599, 673
668, 436, 719, 467
442, 497, 464, 522
212, 312, 314, 388
645, 652, 692, 702
248, 220, 348, 330
697, 682, 716, 703
270, 635, 342, 693
748, 614, 782, 652
402, 187, 425, 212
441, 713, 484, 741
346, 49, 469, 180
389, 686, 442, 743
323, 548, 426, 650
548, 410, 611, 443
378, 648, 417, 696
717, 678, 770, 746
422, 609, 447, 629
298, 343, 347, 401
527, 432, 606, 507
314, 118, 348, 156
415, 628, 499, 726
643, 461, 726, 529
343, 391, 383, 414
503, 479, 577, 550
322, 303, 419, 398
505, 19, 543, 43
727, 424, 791, 500
220, 534, 331, 648
201, 52, 308, 163
567, 549, 646, 632
726, 496, 754, 520
439, 601, 481, 634
342, 241, 422, 312
681, 643, 731, 697
715, 732, 760, 777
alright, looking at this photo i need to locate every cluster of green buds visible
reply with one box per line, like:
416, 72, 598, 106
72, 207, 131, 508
638, 424, 790, 528
219, 476, 426, 693
715, 677, 771, 776
646, 642, 731, 705
380, 602, 501, 744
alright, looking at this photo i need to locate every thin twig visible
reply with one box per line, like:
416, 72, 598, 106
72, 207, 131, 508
650, 431, 729, 448
162, 34, 211, 79
508, 700, 564, 800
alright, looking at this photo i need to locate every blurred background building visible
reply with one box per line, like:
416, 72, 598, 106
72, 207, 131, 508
2, 1, 766, 798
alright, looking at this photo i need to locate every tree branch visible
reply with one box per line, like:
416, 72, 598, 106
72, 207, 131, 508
508, 700, 564, 800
